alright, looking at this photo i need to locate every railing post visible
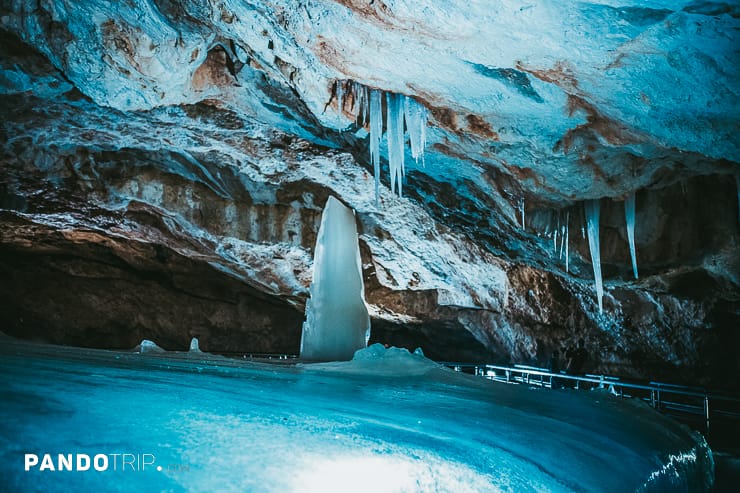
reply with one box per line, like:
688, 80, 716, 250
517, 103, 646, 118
704, 395, 710, 433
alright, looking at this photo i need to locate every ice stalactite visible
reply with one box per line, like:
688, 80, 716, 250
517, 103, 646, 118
625, 191, 638, 279
585, 199, 604, 313
404, 95, 428, 165
553, 212, 559, 255
559, 220, 566, 260
519, 198, 525, 229
369, 90, 383, 204
336, 81, 344, 115
333, 80, 428, 201
351, 81, 369, 126
301, 196, 370, 361
386, 92, 405, 197
565, 212, 570, 273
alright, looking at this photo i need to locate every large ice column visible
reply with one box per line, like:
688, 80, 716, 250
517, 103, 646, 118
585, 199, 604, 313
624, 191, 639, 279
386, 92, 405, 196
301, 196, 370, 361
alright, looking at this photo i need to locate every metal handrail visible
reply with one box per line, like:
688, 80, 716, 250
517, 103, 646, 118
441, 362, 740, 432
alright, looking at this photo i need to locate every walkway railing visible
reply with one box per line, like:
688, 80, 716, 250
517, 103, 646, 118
441, 362, 740, 433
218, 351, 739, 433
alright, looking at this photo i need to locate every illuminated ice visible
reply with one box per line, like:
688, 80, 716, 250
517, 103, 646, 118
386, 92, 405, 197
189, 337, 201, 352
403, 95, 427, 165
585, 199, 604, 312
134, 339, 164, 353
625, 192, 639, 279
368, 89, 383, 203
0, 340, 714, 492
300, 196, 370, 361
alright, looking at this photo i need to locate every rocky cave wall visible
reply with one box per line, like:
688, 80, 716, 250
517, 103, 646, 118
0, 1, 738, 388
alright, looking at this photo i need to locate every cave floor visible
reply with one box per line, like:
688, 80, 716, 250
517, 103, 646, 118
0, 337, 716, 492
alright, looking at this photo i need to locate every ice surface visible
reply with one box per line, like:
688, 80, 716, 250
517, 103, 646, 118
386, 92, 405, 197
625, 191, 639, 279
301, 196, 370, 361
585, 199, 604, 312
0, 339, 714, 492
189, 337, 201, 352
369, 89, 383, 204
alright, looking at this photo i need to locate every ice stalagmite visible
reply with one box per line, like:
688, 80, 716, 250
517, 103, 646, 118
189, 337, 201, 352
585, 199, 604, 313
624, 191, 638, 279
369, 89, 383, 204
403, 95, 428, 165
386, 92, 405, 196
301, 197, 370, 361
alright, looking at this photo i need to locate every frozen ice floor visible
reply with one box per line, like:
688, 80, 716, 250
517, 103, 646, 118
0, 339, 713, 492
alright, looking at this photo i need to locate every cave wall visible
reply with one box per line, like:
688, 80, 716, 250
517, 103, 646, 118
0, 2, 738, 389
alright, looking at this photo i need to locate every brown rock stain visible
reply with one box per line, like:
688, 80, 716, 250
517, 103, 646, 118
334, 0, 392, 24
559, 95, 640, 153
191, 48, 237, 91
100, 19, 143, 74
430, 107, 458, 133
465, 114, 499, 141
516, 60, 580, 92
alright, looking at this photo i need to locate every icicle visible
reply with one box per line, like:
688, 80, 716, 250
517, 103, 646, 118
519, 198, 525, 229
553, 212, 559, 255
369, 89, 383, 205
403, 96, 428, 165
559, 222, 566, 260
386, 92, 405, 196
360, 85, 369, 126
351, 82, 366, 125
585, 199, 603, 313
336, 80, 344, 114
624, 191, 639, 279
565, 212, 570, 273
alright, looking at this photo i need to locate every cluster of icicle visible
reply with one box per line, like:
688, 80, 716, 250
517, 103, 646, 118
334, 80, 428, 202
542, 209, 571, 274
581, 192, 640, 314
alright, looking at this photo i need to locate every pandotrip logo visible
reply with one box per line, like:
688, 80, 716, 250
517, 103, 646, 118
23, 453, 188, 473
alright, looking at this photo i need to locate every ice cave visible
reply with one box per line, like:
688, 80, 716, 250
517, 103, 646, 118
0, 1, 738, 492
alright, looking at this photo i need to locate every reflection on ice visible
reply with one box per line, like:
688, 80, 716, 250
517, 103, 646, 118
0, 340, 713, 492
